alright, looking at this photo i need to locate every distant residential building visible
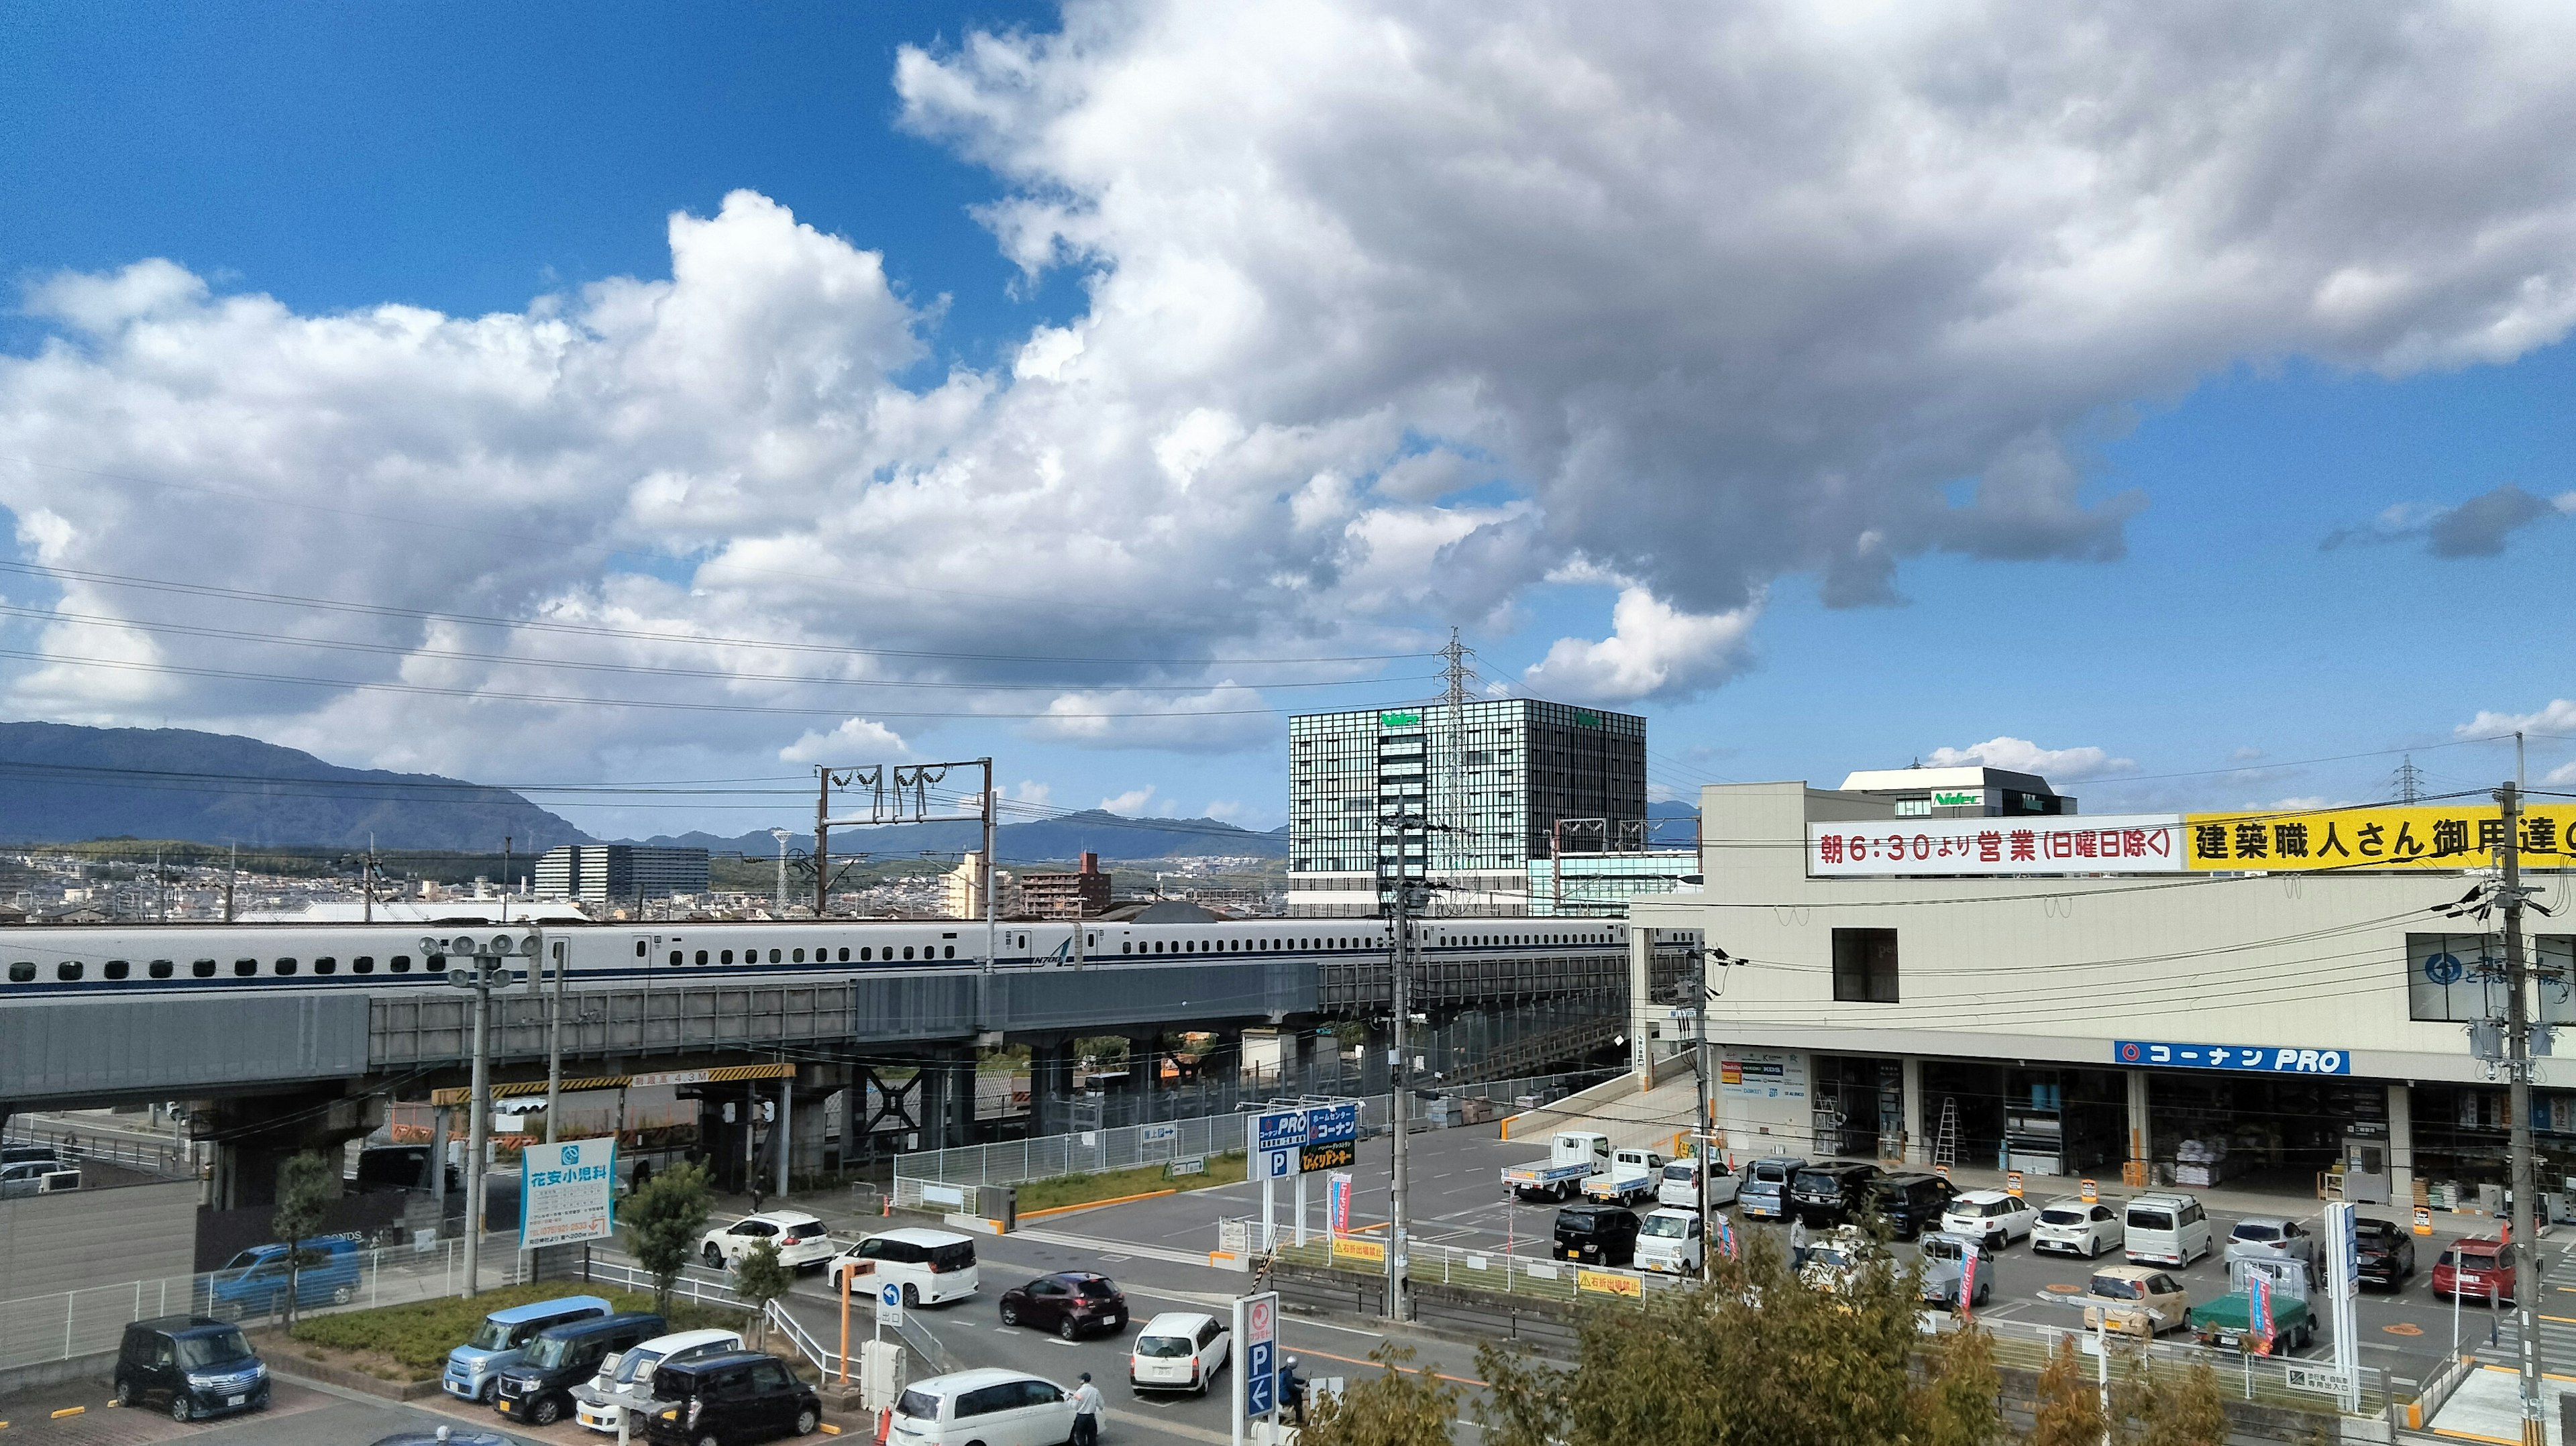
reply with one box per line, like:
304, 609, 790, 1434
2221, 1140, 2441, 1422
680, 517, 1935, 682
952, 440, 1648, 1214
1287, 696, 1647, 917
1019, 852, 1113, 919
534, 844, 710, 904
941, 851, 1018, 918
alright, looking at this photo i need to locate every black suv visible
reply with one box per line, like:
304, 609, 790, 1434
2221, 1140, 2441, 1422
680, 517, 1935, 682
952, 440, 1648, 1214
1553, 1203, 1640, 1266
495, 1311, 665, 1426
1868, 1172, 1957, 1239
643, 1350, 821, 1446
2355, 1215, 2418, 1290
1788, 1161, 1881, 1227
114, 1317, 269, 1423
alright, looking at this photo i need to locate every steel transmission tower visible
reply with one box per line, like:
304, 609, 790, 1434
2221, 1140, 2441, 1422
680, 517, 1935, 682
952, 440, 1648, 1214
1439, 628, 1477, 893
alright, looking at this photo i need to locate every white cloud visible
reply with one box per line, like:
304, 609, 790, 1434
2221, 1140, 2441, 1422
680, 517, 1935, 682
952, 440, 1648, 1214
1010, 779, 1054, 807
2459, 700, 2576, 738
1099, 785, 1158, 815
11, 2, 2576, 783
1521, 585, 1759, 702
1923, 736, 2137, 781
779, 718, 912, 765
1203, 798, 1248, 823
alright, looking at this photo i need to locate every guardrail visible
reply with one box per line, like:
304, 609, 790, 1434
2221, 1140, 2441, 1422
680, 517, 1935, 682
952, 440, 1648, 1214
3, 1123, 199, 1182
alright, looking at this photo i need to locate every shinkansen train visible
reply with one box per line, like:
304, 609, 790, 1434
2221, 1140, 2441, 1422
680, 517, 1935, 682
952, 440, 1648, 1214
0, 916, 1637, 1000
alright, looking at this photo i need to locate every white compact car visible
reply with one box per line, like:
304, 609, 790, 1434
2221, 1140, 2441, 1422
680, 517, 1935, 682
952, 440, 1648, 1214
891, 1368, 1077, 1446
828, 1227, 982, 1307
2031, 1199, 2125, 1259
1940, 1190, 2039, 1250
1129, 1312, 1232, 1395
697, 1210, 837, 1272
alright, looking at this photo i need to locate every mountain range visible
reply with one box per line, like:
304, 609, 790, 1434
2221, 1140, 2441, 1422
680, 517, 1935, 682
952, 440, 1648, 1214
638, 809, 1288, 863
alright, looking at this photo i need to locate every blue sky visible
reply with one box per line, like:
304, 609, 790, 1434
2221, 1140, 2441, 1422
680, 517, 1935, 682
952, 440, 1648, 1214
3, 3, 2573, 840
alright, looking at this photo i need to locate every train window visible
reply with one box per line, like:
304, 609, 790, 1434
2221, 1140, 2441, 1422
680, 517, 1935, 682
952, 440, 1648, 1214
670, 950, 683, 966
105, 960, 129, 980
902, 946, 914, 960
859, 947, 871, 961
944, 945, 955, 958
837, 948, 850, 962
1183, 940, 1194, 954
235, 958, 258, 977
635, 940, 649, 958
7, 962, 30, 983
720, 950, 735, 965
792, 948, 806, 963
149, 959, 174, 979
193, 958, 215, 978
276, 958, 298, 976
390, 956, 413, 974
314, 957, 337, 975
696, 950, 709, 965
352, 957, 374, 975
1122, 942, 1132, 954
57, 962, 83, 981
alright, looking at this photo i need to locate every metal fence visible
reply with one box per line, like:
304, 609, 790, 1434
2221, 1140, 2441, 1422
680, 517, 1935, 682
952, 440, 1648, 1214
892, 1070, 1604, 1204
2, 1122, 199, 1182
0, 1233, 533, 1373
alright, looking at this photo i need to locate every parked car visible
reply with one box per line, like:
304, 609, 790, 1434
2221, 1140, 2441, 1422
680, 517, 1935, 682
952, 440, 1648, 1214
2031, 1199, 2125, 1259
1635, 1207, 1705, 1275
642, 1349, 822, 1445
114, 1317, 268, 1423
1737, 1155, 1807, 1221
1658, 1156, 1741, 1211
1130, 1312, 1232, 1395
891, 1367, 1076, 1446
999, 1272, 1128, 1339
2434, 1237, 2518, 1304
1868, 1172, 1957, 1239
827, 1227, 981, 1306
0, 1143, 59, 1168
574, 1328, 744, 1435
1581, 1148, 1668, 1205
1554, 1203, 1641, 1265
2223, 1217, 2317, 1272
203, 1236, 362, 1321
1787, 1161, 1880, 1227
2082, 1266, 2192, 1337
1501, 1130, 1613, 1203
0, 1158, 74, 1198
495, 1311, 667, 1427
1799, 1225, 1876, 1294
443, 1295, 614, 1403
1916, 1232, 1993, 1310
1940, 1190, 2038, 1251
699, 1211, 837, 1273
2353, 1215, 2417, 1290
2122, 1192, 2214, 1268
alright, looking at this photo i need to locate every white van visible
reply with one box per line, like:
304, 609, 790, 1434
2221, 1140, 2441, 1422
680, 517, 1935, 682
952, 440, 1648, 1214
891, 1368, 1076, 1446
1634, 1207, 1703, 1275
828, 1227, 981, 1306
2123, 1192, 2214, 1267
571, 1327, 741, 1435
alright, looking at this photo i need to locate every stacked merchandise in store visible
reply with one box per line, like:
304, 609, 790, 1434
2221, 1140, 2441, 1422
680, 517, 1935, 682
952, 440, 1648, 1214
2174, 1135, 2229, 1188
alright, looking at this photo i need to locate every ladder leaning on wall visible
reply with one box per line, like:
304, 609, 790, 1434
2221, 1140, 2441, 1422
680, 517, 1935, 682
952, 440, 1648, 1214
1932, 1098, 1960, 1174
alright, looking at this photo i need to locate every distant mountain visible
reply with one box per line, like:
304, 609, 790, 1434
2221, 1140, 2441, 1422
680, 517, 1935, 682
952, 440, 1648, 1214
0, 722, 588, 852
638, 808, 1289, 863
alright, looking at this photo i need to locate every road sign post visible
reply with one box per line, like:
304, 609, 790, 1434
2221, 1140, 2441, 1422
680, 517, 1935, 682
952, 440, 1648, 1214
877, 1280, 902, 1339
2324, 1199, 2359, 1413
1233, 1291, 1278, 1446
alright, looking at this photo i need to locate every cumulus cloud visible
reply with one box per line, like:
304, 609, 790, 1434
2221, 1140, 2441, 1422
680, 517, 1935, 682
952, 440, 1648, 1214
780, 717, 912, 765
11, 1, 2576, 783
1923, 736, 2137, 781
2324, 486, 2576, 556
2458, 700, 2576, 738
1099, 784, 1159, 814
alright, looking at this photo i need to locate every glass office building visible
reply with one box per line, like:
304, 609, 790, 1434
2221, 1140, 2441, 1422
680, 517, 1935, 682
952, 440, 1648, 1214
1287, 698, 1647, 914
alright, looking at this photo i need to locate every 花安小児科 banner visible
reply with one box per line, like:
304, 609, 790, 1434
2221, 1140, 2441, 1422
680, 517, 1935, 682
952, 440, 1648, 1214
2182, 804, 2576, 872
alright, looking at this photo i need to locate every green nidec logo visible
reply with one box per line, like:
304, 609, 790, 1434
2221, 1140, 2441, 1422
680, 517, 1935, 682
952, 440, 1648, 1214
1931, 790, 1980, 807
1574, 710, 1602, 728
1379, 710, 1421, 727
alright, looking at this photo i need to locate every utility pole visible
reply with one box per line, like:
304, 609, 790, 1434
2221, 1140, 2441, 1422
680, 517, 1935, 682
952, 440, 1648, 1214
500, 836, 511, 924
2499, 781, 2543, 1446
814, 767, 834, 917
981, 758, 997, 977
1694, 950, 1714, 1282
543, 931, 564, 1145
362, 836, 374, 925
1386, 810, 1413, 1321
224, 842, 237, 924
1440, 629, 1473, 871
770, 828, 792, 914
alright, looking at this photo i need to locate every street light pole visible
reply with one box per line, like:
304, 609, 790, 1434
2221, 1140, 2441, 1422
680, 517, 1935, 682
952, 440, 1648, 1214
444, 930, 527, 1298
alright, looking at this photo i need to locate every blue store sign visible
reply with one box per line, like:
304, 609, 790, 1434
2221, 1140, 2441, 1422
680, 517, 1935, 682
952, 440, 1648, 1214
2114, 1040, 2351, 1074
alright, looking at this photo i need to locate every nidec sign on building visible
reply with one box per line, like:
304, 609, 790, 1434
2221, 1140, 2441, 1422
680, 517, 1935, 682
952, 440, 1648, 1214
1809, 803, 2576, 877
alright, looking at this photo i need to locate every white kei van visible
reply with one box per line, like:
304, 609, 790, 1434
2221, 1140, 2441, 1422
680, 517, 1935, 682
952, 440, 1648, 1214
2122, 1192, 2214, 1267
891, 1368, 1076, 1446
828, 1227, 981, 1306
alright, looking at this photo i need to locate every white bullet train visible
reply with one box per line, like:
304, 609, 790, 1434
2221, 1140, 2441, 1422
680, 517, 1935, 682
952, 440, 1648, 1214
0, 916, 1638, 1000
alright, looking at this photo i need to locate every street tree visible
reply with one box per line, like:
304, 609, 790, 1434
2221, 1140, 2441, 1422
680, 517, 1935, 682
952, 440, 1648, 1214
2110, 1357, 2229, 1446
622, 1159, 712, 1317
733, 1237, 795, 1348
1915, 1324, 2007, 1446
1297, 1343, 1457, 1446
2025, 1339, 2107, 1446
271, 1150, 337, 1333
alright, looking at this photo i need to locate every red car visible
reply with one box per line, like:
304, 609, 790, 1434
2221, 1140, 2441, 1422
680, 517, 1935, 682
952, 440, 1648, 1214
2434, 1237, 2518, 1303
998, 1272, 1128, 1339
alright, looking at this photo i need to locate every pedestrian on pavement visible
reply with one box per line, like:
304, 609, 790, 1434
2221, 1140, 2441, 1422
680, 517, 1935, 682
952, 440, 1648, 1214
1788, 1214, 1811, 1270
1071, 1372, 1105, 1446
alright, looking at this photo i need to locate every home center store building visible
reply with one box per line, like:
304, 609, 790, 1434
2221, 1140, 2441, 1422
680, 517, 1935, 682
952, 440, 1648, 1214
1628, 777, 2576, 1209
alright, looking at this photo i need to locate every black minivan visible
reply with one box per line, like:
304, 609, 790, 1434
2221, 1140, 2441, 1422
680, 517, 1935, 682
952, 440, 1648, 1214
114, 1316, 270, 1423
494, 1311, 666, 1426
1553, 1203, 1641, 1265
1868, 1171, 1957, 1239
1788, 1161, 1881, 1227
643, 1350, 822, 1446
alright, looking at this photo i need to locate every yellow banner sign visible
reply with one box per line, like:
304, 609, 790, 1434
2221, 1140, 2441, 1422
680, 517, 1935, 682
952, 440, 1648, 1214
1331, 1236, 1385, 1264
2182, 805, 2576, 872
1577, 1268, 1644, 1298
